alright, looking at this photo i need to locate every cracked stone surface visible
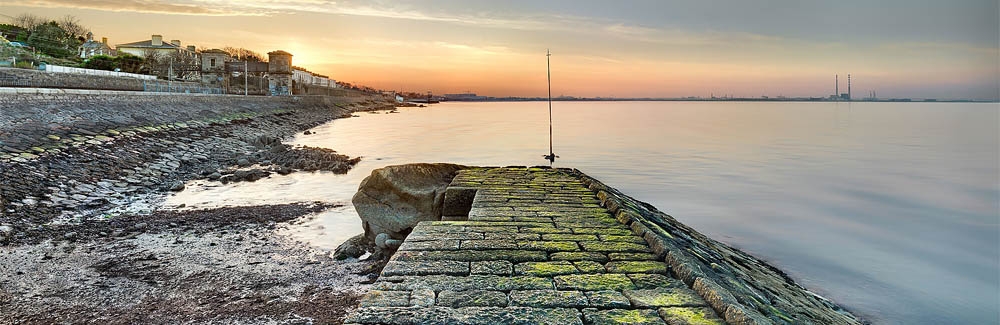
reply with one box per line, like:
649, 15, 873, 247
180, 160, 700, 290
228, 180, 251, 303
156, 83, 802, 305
346, 167, 719, 324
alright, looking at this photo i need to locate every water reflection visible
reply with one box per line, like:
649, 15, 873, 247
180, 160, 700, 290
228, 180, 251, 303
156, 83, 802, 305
170, 101, 998, 324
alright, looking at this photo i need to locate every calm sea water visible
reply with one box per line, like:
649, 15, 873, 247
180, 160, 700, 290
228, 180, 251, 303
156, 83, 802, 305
168, 101, 999, 324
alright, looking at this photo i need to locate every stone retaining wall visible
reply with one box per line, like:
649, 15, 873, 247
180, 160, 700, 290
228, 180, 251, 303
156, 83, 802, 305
0, 68, 205, 92
574, 171, 862, 324
0, 91, 367, 153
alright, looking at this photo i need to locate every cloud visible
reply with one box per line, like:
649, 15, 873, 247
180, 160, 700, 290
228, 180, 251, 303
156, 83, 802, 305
603, 22, 784, 46
12, 0, 270, 16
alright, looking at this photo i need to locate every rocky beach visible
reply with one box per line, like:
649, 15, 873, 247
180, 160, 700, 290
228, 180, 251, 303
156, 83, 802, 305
0, 90, 396, 324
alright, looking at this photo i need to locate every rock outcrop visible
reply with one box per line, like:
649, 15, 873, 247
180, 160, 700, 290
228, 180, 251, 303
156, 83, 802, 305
352, 163, 467, 245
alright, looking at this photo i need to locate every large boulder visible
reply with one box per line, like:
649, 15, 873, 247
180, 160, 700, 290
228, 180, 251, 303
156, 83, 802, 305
352, 163, 467, 243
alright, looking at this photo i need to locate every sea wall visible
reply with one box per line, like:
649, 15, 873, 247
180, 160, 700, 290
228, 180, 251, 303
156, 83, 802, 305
0, 89, 366, 153
574, 171, 861, 324
0, 67, 205, 92
347, 166, 861, 325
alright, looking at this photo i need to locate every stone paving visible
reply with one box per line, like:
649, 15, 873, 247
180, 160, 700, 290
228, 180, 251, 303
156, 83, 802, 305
346, 167, 725, 325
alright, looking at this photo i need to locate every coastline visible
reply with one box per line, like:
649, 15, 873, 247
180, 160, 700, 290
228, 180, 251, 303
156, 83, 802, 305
0, 91, 396, 323
0, 93, 862, 324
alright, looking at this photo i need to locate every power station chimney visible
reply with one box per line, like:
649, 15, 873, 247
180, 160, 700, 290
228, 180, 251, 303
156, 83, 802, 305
836, 75, 839, 100
848, 74, 851, 100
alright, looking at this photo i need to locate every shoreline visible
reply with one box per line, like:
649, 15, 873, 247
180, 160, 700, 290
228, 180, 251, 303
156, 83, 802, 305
0, 91, 397, 323
1, 92, 861, 324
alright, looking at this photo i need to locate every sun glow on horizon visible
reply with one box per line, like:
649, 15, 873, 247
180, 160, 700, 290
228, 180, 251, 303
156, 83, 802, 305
1, 0, 996, 99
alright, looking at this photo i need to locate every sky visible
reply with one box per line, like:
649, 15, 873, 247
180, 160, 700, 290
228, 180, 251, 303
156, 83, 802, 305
1, 0, 998, 99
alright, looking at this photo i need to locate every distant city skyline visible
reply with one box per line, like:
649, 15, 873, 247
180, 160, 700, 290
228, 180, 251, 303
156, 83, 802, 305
1, 0, 997, 100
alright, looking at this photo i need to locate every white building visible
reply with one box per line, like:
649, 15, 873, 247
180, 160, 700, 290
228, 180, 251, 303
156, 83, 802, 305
116, 34, 196, 58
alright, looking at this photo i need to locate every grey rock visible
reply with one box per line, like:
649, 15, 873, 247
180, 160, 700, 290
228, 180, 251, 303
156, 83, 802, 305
333, 233, 372, 260
375, 233, 390, 249
169, 181, 185, 191
0, 225, 12, 242
352, 163, 467, 242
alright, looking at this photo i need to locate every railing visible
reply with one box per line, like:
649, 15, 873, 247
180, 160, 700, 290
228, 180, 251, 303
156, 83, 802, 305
42, 64, 157, 80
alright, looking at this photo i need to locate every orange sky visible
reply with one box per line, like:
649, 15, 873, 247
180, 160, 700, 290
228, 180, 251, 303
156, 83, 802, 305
1, 1, 997, 99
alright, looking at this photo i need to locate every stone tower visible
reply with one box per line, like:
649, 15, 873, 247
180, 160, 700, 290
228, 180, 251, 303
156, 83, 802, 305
267, 50, 293, 96
200, 49, 230, 85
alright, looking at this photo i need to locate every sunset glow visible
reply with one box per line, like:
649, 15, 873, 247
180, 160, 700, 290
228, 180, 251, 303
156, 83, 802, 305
2, 0, 997, 99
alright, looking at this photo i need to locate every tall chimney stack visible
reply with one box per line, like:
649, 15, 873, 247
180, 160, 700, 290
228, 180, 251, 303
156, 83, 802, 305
836, 75, 839, 99
848, 74, 851, 100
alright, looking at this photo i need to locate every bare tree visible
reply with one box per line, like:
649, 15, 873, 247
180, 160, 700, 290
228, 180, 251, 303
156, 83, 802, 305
58, 15, 89, 40
141, 49, 166, 76
222, 46, 265, 62
13, 13, 43, 31
164, 50, 199, 80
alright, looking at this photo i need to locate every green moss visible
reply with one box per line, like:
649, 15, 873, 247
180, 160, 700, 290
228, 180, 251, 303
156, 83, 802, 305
608, 253, 659, 261
580, 241, 652, 253
606, 261, 668, 274
572, 228, 634, 236
766, 305, 795, 323
515, 261, 579, 277
519, 226, 572, 234
610, 310, 659, 324
658, 307, 725, 325
573, 261, 605, 273
627, 274, 682, 289
520, 241, 580, 252
554, 274, 635, 291
623, 288, 707, 308
496, 276, 556, 291
600, 235, 648, 244
549, 252, 609, 262
583, 309, 663, 325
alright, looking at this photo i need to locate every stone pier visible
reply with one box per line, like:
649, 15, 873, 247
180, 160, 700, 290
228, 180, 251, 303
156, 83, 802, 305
346, 168, 724, 324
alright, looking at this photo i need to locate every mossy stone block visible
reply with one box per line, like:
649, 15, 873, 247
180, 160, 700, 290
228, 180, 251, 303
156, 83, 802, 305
550, 252, 609, 263
520, 241, 581, 252
606, 261, 669, 274
658, 307, 725, 325
585, 291, 631, 308
542, 233, 599, 241
472, 260, 513, 275
510, 290, 589, 308
554, 274, 635, 291
582, 308, 666, 325
580, 241, 652, 253
437, 290, 508, 307
623, 288, 708, 307
574, 261, 605, 274
628, 274, 683, 289
515, 261, 579, 277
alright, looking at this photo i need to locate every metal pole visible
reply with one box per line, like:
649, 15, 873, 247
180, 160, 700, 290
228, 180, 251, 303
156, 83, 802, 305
168, 57, 173, 92
244, 61, 248, 96
547, 49, 553, 159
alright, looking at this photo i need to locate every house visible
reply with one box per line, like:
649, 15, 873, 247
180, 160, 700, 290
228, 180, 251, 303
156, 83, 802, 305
116, 34, 196, 59
78, 32, 114, 58
200, 48, 230, 85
